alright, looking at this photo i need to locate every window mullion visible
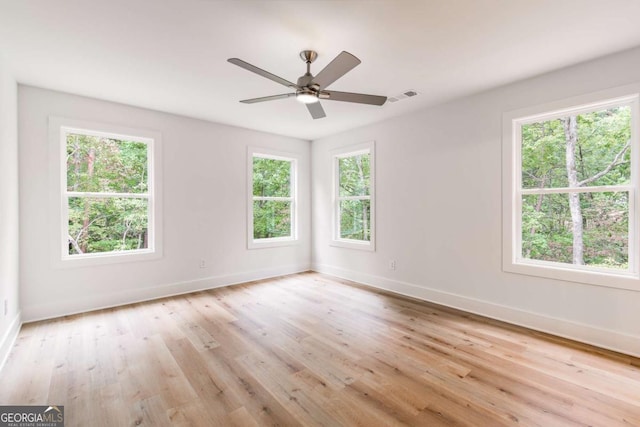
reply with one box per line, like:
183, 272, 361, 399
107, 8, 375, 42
66, 191, 149, 199
337, 195, 371, 201
520, 185, 632, 195
252, 196, 293, 202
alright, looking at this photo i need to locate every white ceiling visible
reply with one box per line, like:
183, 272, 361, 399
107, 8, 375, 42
1, 0, 640, 141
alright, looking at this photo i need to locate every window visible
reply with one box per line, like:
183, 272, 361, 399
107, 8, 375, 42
332, 141, 375, 250
503, 87, 639, 290
248, 148, 297, 248
49, 117, 162, 266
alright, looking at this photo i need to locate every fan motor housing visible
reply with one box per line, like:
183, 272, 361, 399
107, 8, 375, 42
297, 74, 317, 88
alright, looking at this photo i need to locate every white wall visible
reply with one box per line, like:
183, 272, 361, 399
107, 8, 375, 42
312, 47, 640, 357
19, 86, 311, 321
0, 55, 20, 368
13, 47, 640, 357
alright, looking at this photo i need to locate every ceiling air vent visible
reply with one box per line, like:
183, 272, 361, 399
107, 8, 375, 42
387, 89, 419, 103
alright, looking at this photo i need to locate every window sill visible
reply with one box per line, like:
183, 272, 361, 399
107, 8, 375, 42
330, 238, 375, 252
56, 249, 162, 269
504, 259, 640, 292
248, 238, 298, 250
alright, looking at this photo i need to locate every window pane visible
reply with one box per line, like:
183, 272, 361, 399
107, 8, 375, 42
253, 200, 291, 239
582, 192, 628, 269
66, 133, 148, 193
521, 106, 631, 189
253, 157, 291, 197
522, 192, 628, 269
339, 154, 370, 197
68, 197, 149, 255
340, 199, 371, 241
521, 119, 568, 188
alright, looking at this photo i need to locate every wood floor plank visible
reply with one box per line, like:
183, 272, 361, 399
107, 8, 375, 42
228, 406, 260, 427
1, 272, 639, 426
236, 351, 339, 426
129, 394, 173, 427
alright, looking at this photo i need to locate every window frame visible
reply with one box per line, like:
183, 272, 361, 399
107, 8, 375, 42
49, 117, 163, 267
331, 141, 376, 251
502, 85, 640, 291
247, 147, 299, 249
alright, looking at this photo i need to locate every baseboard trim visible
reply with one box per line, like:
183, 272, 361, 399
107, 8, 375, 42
0, 311, 22, 374
312, 263, 640, 358
23, 264, 311, 323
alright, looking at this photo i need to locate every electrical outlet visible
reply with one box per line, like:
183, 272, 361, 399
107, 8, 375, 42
199, 259, 206, 269
389, 260, 397, 271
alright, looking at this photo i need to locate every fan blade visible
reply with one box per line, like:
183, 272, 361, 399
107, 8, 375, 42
240, 93, 295, 104
306, 102, 326, 119
321, 90, 387, 106
311, 51, 361, 89
228, 58, 298, 89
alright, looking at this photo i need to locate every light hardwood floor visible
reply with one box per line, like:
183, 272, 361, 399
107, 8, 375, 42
1, 272, 639, 426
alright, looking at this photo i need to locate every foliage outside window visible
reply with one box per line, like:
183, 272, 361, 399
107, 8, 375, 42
504, 92, 639, 290
62, 127, 155, 259
249, 150, 297, 248
333, 142, 375, 250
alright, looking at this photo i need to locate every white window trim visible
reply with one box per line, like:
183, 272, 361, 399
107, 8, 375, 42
331, 141, 376, 251
502, 84, 640, 291
247, 147, 299, 249
48, 116, 163, 268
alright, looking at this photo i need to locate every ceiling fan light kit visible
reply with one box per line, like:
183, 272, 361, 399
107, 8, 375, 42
296, 88, 319, 104
228, 50, 387, 119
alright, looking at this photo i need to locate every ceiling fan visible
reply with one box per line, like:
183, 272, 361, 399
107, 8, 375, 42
227, 50, 387, 119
